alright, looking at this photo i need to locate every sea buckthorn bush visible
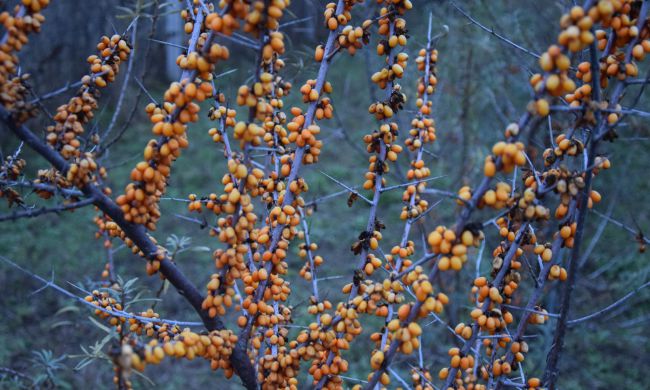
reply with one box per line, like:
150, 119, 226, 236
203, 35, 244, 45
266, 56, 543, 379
1, 0, 649, 389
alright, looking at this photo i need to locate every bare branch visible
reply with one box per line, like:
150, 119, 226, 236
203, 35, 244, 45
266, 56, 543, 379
0, 255, 203, 327
0, 197, 95, 222
449, 0, 540, 59
568, 281, 650, 325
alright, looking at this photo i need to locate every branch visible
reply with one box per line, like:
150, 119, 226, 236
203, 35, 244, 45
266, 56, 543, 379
591, 209, 650, 244
0, 197, 95, 222
319, 170, 373, 204
102, 16, 139, 142
0, 106, 258, 389
543, 34, 604, 389
449, 0, 540, 59
437, 225, 529, 389
568, 281, 650, 325
0, 254, 203, 327
0, 179, 84, 198
238, 0, 348, 353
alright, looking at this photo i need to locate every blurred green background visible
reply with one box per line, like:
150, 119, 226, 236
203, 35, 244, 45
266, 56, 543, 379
0, 0, 649, 388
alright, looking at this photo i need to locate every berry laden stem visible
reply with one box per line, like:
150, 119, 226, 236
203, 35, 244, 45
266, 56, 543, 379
364, 18, 437, 387
316, 13, 398, 390
0, 106, 258, 390
493, 234, 565, 390
440, 225, 529, 390
236, 0, 345, 350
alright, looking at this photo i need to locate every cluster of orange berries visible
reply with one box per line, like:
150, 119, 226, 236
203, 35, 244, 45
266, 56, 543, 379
237, 65, 290, 119
532, 47, 576, 100
352, 279, 404, 313
406, 47, 438, 150
0, 155, 26, 204
402, 267, 449, 311
210, 186, 258, 271
286, 105, 326, 165
368, 350, 390, 385
436, 237, 527, 384
376, 8, 410, 55
232, 120, 265, 146
324, 1, 352, 31
358, 252, 381, 276
297, 280, 402, 385
400, 173, 430, 220
376, 308, 426, 355
566, 61, 596, 107
532, 1, 650, 116
256, 344, 300, 390
117, 6, 234, 231
444, 336, 526, 387
295, 305, 359, 382
207, 0, 248, 35
1, 73, 36, 123
0, 2, 48, 121
531, 45, 572, 116
371, 3, 410, 109
100, 218, 166, 273
559, 5, 597, 52
544, 134, 590, 169
428, 227, 481, 272
207, 100, 238, 144
385, 241, 414, 270
368, 84, 407, 120
398, 45, 439, 223
212, 241, 251, 283
192, 2, 296, 349
298, 79, 331, 104
470, 304, 514, 333
410, 367, 434, 390
84, 290, 126, 329
370, 51, 409, 89
30, 168, 70, 199
558, 221, 578, 248
362, 123, 402, 191
515, 187, 551, 221
307, 296, 333, 317
438, 348, 477, 381
0, 156, 25, 181
539, 164, 604, 219
530, 2, 599, 115
135, 329, 237, 376
476, 181, 511, 209
431, 3, 650, 389
486, 138, 528, 176
242, 0, 289, 34
201, 274, 236, 318
87, 283, 238, 380
337, 21, 372, 55
405, 116, 436, 152
126, 310, 182, 340
415, 48, 438, 111
252, 306, 295, 388
592, 1, 650, 84
44, 35, 130, 184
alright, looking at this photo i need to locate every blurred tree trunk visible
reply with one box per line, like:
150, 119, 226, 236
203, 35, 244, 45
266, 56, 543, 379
163, 4, 184, 81
23, 1, 116, 92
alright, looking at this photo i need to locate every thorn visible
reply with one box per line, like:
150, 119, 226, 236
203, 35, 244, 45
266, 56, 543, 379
318, 171, 372, 205
133, 77, 158, 104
